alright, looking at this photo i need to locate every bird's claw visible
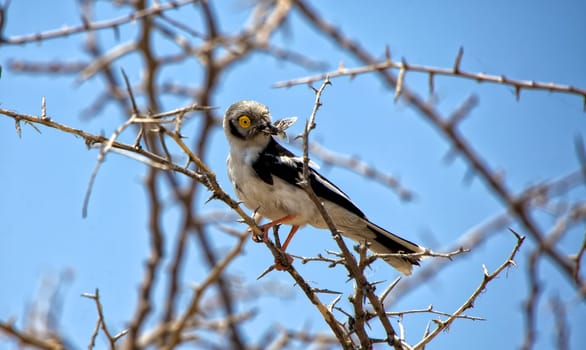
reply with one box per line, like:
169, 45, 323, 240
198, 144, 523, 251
248, 227, 266, 243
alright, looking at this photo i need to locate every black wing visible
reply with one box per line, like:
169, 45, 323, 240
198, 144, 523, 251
252, 138, 365, 218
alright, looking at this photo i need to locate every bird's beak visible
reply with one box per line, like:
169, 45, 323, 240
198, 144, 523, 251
258, 123, 281, 136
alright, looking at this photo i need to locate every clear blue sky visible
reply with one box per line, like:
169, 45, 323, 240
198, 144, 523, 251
1, 1, 585, 349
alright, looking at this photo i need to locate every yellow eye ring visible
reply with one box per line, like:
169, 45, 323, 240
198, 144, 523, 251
238, 115, 251, 128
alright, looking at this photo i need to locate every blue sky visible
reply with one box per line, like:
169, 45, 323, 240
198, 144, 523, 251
1, 1, 585, 349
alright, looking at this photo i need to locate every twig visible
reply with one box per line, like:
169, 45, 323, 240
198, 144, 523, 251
379, 277, 402, 304
7, 59, 88, 74
162, 229, 257, 349
82, 70, 140, 217
0, 107, 204, 179
1, 0, 198, 45
294, 253, 345, 267
521, 249, 542, 350
575, 236, 586, 287
349, 246, 371, 347
124, 165, 165, 350
82, 288, 127, 349
0, 320, 64, 350
386, 305, 484, 321
372, 246, 469, 262
412, 230, 525, 350
549, 295, 569, 350
385, 212, 512, 306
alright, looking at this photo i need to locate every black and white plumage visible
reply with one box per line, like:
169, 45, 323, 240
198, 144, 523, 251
223, 100, 425, 274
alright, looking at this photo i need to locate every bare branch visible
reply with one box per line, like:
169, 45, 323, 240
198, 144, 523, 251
386, 305, 484, 321
1, 0, 198, 45
297, 79, 407, 349
274, 52, 586, 105
413, 230, 525, 349
162, 229, 250, 349
82, 289, 127, 349
0, 321, 65, 350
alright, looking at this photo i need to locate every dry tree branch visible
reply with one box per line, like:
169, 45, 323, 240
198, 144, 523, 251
0, 321, 64, 350
576, 236, 586, 289
386, 305, 484, 321
7, 59, 88, 74
348, 245, 371, 348
266, 327, 339, 349
0, 273, 70, 350
118, 1, 246, 344
298, 78, 406, 349
0, 0, 198, 45
549, 295, 570, 350
0, 108, 205, 179
155, 4, 250, 345
82, 70, 140, 218
124, 168, 165, 350
521, 249, 542, 350
82, 288, 127, 349
78, 42, 139, 82
274, 49, 586, 108
292, 252, 345, 267
0, 100, 261, 348
161, 229, 250, 350
267, 241, 354, 349
289, 0, 585, 294
387, 168, 584, 306
520, 203, 586, 350
259, 44, 329, 71
386, 212, 513, 306
372, 246, 469, 263
412, 230, 525, 350
78, 0, 131, 116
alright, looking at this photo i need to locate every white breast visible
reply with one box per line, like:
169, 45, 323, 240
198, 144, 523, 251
227, 147, 325, 227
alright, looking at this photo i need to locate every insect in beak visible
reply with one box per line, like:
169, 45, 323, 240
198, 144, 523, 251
260, 123, 282, 135
267, 117, 298, 138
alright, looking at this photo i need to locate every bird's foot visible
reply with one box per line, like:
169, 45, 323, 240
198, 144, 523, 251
249, 227, 265, 243
249, 225, 270, 243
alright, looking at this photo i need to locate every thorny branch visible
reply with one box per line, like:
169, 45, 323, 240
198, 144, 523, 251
413, 230, 526, 350
274, 48, 586, 109
289, 2, 586, 344
298, 79, 405, 349
0, 0, 199, 45
82, 289, 127, 349
0, 321, 64, 350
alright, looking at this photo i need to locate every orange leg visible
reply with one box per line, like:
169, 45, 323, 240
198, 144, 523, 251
256, 214, 299, 271
259, 214, 297, 243
281, 225, 300, 252
272, 225, 300, 271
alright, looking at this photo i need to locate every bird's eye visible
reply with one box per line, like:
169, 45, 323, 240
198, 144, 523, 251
238, 115, 251, 128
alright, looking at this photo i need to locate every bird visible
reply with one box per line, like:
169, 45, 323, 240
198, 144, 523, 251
223, 100, 426, 275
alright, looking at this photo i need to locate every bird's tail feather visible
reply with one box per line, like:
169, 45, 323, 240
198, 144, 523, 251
363, 220, 425, 275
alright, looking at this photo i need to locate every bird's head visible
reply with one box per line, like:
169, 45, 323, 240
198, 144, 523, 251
224, 100, 295, 147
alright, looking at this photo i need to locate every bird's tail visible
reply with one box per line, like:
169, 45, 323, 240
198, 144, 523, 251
362, 219, 426, 275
